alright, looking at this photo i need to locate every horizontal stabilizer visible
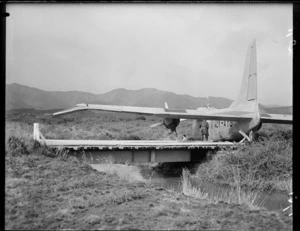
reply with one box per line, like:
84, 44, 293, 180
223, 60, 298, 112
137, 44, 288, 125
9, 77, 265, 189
261, 114, 292, 124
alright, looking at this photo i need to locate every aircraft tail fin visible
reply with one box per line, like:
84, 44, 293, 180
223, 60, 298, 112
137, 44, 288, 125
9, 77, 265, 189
229, 39, 257, 108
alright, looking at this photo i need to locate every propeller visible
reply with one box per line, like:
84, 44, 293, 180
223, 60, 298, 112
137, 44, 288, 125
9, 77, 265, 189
150, 121, 164, 128
150, 101, 188, 128
164, 101, 169, 109
150, 101, 169, 128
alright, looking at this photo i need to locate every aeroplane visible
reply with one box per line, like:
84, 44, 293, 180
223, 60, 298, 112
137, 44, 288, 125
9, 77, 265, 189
53, 39, 292, 142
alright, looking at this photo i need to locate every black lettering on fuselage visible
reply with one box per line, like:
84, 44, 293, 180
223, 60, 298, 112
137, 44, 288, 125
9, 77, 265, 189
194, 120, 245, 141
212, 120, 233, 128
218, 120, 233, 127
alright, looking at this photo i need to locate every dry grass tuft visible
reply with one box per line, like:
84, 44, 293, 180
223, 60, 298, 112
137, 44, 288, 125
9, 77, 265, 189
181, 168, 262, 209
181, 169, 208, 200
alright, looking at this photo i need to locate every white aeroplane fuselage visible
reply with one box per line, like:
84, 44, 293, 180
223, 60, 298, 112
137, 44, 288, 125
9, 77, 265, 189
163, 101, 261, 142
191, 109, 261, 142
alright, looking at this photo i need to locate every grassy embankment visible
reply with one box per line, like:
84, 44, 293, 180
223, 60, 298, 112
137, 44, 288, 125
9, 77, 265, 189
6, 138, 151, 229
181, 123, 292, 208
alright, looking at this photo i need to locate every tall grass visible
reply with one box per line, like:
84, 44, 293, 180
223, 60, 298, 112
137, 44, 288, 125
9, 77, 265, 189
195, 126, 292, 193
181, 169, 209, 199
181, 124, 292, 207
181, 169, 261, 209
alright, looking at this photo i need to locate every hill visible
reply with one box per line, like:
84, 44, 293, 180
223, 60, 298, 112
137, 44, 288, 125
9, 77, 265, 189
5, 83, 232, 110
6, 83, 292, 114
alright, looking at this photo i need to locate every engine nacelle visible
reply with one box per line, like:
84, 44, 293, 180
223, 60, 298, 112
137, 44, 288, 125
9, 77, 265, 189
192, 119, 202, 139
163, 118, 180, 132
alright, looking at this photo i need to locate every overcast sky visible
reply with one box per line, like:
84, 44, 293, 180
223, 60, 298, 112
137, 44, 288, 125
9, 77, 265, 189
6, 3, 292, 106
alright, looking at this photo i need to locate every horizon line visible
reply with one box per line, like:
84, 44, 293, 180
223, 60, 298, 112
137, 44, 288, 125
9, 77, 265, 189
6, 82, 292, 107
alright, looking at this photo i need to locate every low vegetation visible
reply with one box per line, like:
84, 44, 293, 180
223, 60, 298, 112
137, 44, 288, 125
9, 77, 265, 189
194, 124, 292, 194
5, 110, 293, 229
181, 169, 261, 209
5, 136, 292, 230
6, 109, 194, 141
6, 111, 292, 195
5, 136, 149, 229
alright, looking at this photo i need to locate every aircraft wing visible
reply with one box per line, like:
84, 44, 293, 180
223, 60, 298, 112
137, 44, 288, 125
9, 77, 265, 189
260, 113, 293, 124
53, 103, 256, 121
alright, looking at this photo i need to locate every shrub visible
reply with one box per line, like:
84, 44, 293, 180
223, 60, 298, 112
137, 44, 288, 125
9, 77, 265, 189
28, 139, 41, 151
35, 145, 56, 157
255, 124, 292, 142
7, 136, 29, 156
117, 132, 141, 140
135, 116, 146, 121
28, 140, 68, 159
127, 134, 141, 140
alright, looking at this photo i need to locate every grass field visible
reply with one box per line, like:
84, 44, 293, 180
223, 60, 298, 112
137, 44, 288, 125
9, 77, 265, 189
5, 109, 293, 230
6, 109, 195, 141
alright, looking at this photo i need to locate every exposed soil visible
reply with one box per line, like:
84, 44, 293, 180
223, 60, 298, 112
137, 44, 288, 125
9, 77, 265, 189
5, 153, 293, 230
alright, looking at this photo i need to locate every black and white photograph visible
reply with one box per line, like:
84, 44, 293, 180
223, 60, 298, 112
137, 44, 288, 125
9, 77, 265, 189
5, 3, 293, 230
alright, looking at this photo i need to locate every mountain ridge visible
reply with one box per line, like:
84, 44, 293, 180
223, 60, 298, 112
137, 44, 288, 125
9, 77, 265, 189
5, 83, 292, 114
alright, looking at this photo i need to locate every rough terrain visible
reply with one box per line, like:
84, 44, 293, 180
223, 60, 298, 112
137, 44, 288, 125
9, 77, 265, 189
5, 150, 292, 230
5, 111, 293, 230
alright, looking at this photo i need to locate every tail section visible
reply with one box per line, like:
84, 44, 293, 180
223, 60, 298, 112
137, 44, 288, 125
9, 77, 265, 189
230, 39, 257, 108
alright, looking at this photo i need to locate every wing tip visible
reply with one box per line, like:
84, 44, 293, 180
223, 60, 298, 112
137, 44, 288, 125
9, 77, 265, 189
53, 104, 88, 116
